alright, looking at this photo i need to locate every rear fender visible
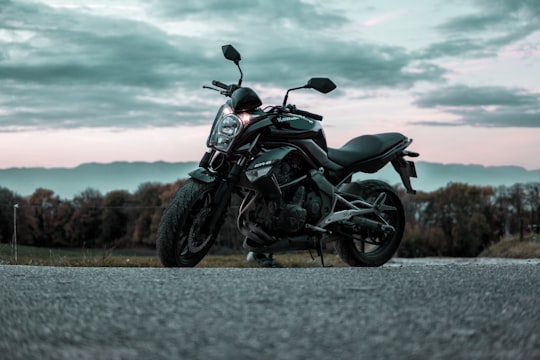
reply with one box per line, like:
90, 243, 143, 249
391, 153, 418, 194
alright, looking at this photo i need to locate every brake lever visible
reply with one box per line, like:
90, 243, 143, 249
203, 85, 233, 97
202, 85, 220, 92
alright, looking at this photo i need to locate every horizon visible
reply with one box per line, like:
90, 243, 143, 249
2, 160, 540, 200
1, 159, 540, 172
1, 1, 540, 170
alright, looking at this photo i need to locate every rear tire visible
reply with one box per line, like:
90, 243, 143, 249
334, 180, 405, 267
156, 179, 217, 267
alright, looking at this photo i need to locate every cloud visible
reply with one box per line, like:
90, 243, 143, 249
0, 0, 224, 130
415, 85, 539, 108
409, 1, 540, 128
438, 0, 540, 33
146, 0, 445, 88
418, 0, 540, 59
0, 1, 212, 87
412, 85, 540, 127
147, 0, 347, 30
456, 109, 540, 128
245, 44, 446, 89
0, 0, 450, 132
1, 0, 538, 133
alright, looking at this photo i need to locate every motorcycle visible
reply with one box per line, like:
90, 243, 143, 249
156, 45, 418, 267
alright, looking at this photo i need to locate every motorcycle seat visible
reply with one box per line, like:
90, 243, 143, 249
327, 132, 406, 171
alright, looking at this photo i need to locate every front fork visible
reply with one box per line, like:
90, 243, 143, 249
206, 160, 244, 233
191, 135, 261, 236
189, 157, 242, 237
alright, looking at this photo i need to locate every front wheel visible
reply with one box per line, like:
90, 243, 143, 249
333, 180, 405, 267
156, 179, 218, 267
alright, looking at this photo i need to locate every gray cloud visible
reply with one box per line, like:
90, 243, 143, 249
408, 1, 540, 128
438, 0, 540, 33
0, 0, 224, 130
0, 0, 538, 132
0, 83, 213, 129
0, 0, 449, 132
418, 0, 540, 59
0, 2, 209, 88
456, 109, 540, 128
147, 0, 347, 30
412, 85, 540, 127
244, 44, 446, 89
415, 86, 539, 108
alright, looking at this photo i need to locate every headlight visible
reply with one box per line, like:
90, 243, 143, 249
220, 115, 241, 136
207, 106, 248, 153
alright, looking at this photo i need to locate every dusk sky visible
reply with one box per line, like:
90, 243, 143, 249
1, 0, 539, 170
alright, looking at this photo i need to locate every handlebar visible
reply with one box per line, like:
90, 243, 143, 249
204, 84, 324, 121
212, 80, 228, 90
206, 80, 240, 97
287, 105, 323, 121
292, 108, 323, 121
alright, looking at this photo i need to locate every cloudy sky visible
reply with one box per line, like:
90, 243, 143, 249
1, 0, 539, 170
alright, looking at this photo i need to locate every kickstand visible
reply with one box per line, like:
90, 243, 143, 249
316, 239, 327, 267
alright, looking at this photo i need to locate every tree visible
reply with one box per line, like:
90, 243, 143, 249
49, 199, 75, 247
507, 184, 526, 235
27, 188, 62, 246
65, 188, 103, 247
492, 183, 540, 238
101, 190, 130, 246
131, 183, 163, 246
525, 183, 540, 232
399, 183, 497, 257
0, 187, 28, 244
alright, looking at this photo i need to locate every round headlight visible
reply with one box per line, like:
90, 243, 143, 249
208, 113, 244, 153
220, 115, 241, 136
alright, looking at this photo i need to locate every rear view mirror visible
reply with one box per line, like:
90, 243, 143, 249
307, 78, 336, 94
222, 45, 242, 64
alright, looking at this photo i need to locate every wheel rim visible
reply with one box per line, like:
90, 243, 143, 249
187, 208, 214, 252
351, 193, 401, 256
175, 191, 214, 262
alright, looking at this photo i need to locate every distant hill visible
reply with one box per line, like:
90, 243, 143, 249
375, 162, 540, 193
0, 161, 197, 199
1, 161, 539, 198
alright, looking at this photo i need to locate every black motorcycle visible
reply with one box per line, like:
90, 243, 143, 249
156, 45, 418, 267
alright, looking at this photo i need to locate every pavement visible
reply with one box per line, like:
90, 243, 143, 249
1, 259, 539, 359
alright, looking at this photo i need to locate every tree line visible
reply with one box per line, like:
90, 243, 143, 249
399, 182, 539, 257
0, 181, 182, 249
1, 181, 539, 257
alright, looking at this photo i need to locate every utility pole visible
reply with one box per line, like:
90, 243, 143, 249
12, 203, 18, 263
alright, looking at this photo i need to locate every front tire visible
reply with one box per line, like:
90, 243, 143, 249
334, 180, 405, 267
156, 179, 218, 267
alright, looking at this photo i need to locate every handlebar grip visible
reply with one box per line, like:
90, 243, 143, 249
293, 108, 323, 121
212, 80, 228, 90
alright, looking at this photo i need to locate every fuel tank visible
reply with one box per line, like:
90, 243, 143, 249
265, 115, 327, 150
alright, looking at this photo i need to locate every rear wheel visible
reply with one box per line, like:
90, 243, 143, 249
334, 180, 405, 267
156, 179, 218, 267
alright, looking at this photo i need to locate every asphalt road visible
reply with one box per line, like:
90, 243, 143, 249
1, 258, 539, 360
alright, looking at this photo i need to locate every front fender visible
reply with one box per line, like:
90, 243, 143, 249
189, 167, 219, 184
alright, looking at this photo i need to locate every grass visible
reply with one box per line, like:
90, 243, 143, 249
479, 236, 540, 258
1, 238, 538, 267
0, 244, 346, 268
0, 244, 159, 267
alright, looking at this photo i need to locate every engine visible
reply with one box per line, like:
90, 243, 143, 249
242, 153, 323, 238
